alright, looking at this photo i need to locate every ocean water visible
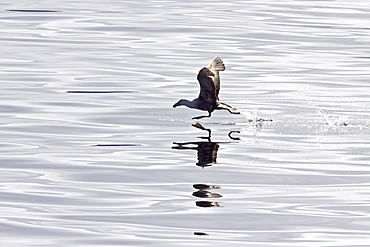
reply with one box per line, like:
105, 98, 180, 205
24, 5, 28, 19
1, 1, 370, 246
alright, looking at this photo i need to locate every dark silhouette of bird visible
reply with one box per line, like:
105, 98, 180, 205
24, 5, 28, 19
173, 57, 240, 119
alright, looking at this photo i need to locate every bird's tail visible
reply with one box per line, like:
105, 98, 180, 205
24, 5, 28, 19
208, 56, 225, 71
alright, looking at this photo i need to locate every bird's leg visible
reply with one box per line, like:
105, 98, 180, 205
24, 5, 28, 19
216, 106, 240, 114
218, 101, 237, 110
192, 112, 212, 120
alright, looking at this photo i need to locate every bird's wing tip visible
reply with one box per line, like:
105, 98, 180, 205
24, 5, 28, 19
208, 56, 226, 71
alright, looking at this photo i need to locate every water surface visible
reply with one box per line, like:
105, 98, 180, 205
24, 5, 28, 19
1, 1, 370, 246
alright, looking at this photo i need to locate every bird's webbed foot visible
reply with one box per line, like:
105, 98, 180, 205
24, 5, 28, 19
229, 109, 241, 114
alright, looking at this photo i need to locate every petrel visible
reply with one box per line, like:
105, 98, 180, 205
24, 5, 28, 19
173, 57, 239, 119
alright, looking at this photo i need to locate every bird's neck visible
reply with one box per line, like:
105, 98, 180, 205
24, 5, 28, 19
181, 99, 200, 109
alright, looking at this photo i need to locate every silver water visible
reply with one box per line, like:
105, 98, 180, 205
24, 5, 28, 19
1, 1, 370, 246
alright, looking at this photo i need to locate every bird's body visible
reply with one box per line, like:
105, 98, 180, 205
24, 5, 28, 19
173, 57, 239, 119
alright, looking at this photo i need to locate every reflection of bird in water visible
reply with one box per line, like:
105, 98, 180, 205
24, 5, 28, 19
193, 190, 222, 198
173, 57, 240, 119
172, 140, 219, 168
196, 201, 220, 207
172, 123, 220, 168
193, 184, 222, 198
193, 184, 221, 190
172, 123, 238, 168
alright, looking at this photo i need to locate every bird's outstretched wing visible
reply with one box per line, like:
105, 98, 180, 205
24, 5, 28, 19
197, 67, 217, 112
207, 56, 225, 100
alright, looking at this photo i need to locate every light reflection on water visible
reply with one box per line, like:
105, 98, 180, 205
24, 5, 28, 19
1, 0, 370, 246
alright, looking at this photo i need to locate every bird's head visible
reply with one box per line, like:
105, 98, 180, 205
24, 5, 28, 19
173, 99, 186, 108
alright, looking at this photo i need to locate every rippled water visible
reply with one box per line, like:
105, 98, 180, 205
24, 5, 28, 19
1, 1, 370, 246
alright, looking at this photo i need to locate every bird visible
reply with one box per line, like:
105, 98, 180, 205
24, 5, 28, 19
173, 57, 240, 119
